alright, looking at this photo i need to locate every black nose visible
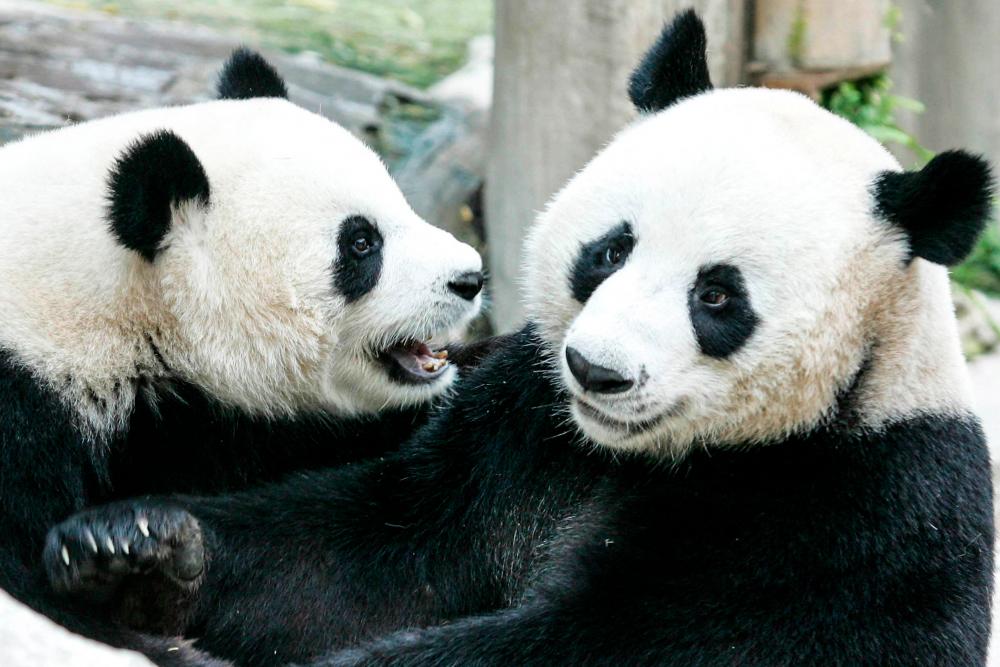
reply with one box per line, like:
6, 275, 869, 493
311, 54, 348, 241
448, 271, 484, 301
565, 346, 633, 394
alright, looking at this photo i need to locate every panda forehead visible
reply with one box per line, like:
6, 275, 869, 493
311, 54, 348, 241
539, 90, 897, 259
167, 100, 390, 184
177, 102, 414, 226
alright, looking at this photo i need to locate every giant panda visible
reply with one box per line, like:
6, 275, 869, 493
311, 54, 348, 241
0, 49, 484, 664
46, 12, 995, 667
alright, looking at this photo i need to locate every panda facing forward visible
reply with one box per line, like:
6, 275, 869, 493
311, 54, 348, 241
50, 12, 994, 667
1, 50, 483, 663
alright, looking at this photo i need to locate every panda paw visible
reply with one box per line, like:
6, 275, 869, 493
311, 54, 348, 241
44, 500, 204, 599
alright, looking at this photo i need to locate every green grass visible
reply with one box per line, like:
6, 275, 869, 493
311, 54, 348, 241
954, 219, 1000, 296
822, 76, 1000, 297
48, 0, 492, 88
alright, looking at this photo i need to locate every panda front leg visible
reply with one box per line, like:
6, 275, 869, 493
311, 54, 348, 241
44, 498, 204, 633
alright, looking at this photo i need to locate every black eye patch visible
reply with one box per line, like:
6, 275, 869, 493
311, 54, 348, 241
569, 222, 635, 303
334, 215, 383, 303
688, 263, 757, 359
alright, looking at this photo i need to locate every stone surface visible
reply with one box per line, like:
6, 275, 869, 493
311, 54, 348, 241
955, 288, 1000, 359
394, 35, 492, 245
971, 353, 1000, 458
0, 0, 488, 243
969, 341, 1000, 667
0, 589, 153, 666
0, 0, 441, 170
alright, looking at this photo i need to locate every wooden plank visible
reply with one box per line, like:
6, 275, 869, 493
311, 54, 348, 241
754, 0, 891, 72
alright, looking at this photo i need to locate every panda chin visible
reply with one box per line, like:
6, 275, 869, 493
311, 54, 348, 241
377, 340, 452, 385
570, 398, 678, 449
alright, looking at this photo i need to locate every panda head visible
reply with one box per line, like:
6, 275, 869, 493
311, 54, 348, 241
105, 50, 483, 417
525, 11, 994, 456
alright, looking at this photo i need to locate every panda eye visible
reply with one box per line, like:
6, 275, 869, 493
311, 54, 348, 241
335, 216, 384, 302
700, 287, 729, 308
603, 245, 625, 266
599, 234, 634, 269
352, 236, 372, 256
570, 222, 634, 303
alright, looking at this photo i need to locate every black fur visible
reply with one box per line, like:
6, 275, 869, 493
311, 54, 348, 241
0, 345, 431, 665
57, 327, 994, 666
569, 221, 634, 303
873, 150, 995, 266
107, 130, 210, 261
627, 9, 713, 113
688, 263, 758, 358
334, 216, 384, 303
217, 48, 289, 100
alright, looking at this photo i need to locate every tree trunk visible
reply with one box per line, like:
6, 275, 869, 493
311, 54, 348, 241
891, 0, 1000, 170
485, 0, 746, 332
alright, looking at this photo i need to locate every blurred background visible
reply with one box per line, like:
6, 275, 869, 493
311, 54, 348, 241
0, 0, 999, 661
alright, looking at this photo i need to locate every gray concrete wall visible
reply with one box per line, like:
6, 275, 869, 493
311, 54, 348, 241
892, 0, 1000, 169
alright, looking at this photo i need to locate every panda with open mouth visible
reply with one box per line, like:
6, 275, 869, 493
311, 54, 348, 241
47, 11, 995, 667
0, 49, 483, 664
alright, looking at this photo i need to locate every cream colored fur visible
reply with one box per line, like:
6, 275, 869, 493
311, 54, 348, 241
523, 88, 973, 456
0, 98, 481, 436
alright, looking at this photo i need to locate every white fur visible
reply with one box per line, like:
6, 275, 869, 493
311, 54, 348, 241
523, 88, 973, 456
0, 98, 482, 434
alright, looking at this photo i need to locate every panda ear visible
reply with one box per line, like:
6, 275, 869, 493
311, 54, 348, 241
107, 130, 211, 262
873, 151, 994, 267
217, 48, 289, 100
627, 9, 713, 113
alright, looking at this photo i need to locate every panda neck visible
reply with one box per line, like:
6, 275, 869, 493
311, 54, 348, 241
854, 260, 974, 429
0, 260, 178, 438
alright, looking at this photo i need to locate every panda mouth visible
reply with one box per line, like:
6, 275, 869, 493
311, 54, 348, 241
572, 398, 673, 436
378, 340, 451, 384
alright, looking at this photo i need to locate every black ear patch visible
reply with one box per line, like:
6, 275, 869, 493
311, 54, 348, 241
107, 130, 210, 261
628, 9, 713, 113
873, 151, 994, 266
217, 48, 289, 100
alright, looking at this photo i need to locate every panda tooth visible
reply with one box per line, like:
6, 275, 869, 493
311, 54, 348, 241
422, 362, 437, 372
137, 517, 150, 537
433, 351, 448, 360
61, 545, 70, 566
106, 537, 116, 554
85, 530, 98, 554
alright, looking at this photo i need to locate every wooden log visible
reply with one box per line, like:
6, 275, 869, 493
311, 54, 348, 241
753, 0, 891, 72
